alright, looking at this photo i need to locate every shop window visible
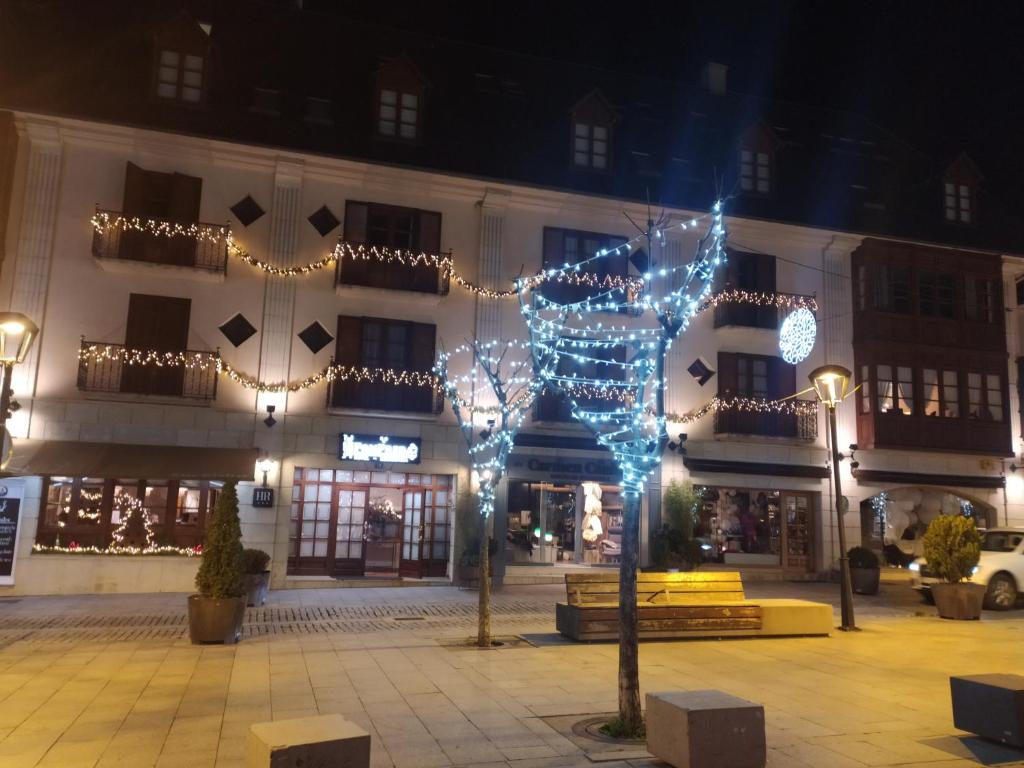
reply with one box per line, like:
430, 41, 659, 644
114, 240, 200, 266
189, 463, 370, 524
338, 200, 444, 294
540, 227, 629, 306
330, 315, 438, 413
964, 276, 996, 323
919, 272, 955, 318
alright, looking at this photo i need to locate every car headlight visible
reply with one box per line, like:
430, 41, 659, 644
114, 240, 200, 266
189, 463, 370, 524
909, 562, 920, 572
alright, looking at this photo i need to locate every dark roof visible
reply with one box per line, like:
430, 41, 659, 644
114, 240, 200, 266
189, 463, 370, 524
2, 0, 1021, 254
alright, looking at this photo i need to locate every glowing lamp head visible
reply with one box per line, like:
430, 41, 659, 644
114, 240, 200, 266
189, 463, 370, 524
808, 364, 852, 408
0, 312, 38, 365
255, 458, 278, 475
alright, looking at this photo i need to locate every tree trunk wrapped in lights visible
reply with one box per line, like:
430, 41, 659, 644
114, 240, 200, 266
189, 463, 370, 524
520, 202, 728, 735
435, 339, 542, 647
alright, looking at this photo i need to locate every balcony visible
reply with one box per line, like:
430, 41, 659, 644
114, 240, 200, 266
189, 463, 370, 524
335, 244, 451, 296
326, 378, 443, 415
92, 209, 229, 274
713, 402, 818, 440
77, 341, 219, 401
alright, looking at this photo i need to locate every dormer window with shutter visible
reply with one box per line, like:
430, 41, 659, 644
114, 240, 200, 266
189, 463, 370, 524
570, 90, 615, 171
374, 56, 427, 141
151, 15, 210, 105
738, 121, 780, 196
943, 153, 982, 225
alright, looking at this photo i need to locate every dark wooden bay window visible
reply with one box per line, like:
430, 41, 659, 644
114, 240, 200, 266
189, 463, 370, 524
329, 315, 439, 414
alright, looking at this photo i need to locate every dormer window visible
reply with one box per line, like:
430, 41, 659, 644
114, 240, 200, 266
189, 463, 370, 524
305, 97, 334, 125
250, 87, 280, 116
740, 149, 770, 193
945, 182, 972, 223
573, 122, 608, 169
378, 89, 419, 139
156, 49, 204, 103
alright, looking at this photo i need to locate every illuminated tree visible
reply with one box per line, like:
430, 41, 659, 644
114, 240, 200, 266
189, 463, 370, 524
520, 202, 726, 734
435, 339, 541, 647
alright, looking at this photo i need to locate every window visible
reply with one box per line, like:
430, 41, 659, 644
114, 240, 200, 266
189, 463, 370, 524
250, 87, 280, 116
713, 250, 776, 328
945, 181, 973, 223
339, 201, 444, 294
967, 372, 1004, 421
919, 272, 954, 318
943, 371, 961, 417
155, 49, 204, 103
876, 365, 913, 415
121, 294, 192, 397
534, 341, 626, 422
715, 353, 809, 438
923, 369, 960, 417
1016, 277, 1024, 306
541, 227, 628, 306
305, 97, 333, 125
981, 531, 1024, 552
964, 276, 996, 323
856, 265, 867, 311
859, 365, 870, 413
35, 478, 220, 550
330, 315, 438, 413
874, 265, 911, 313
740, 149, 770, 193
737, 357, 769, 398
378, 88, 419, 139
573, 122, 609, 169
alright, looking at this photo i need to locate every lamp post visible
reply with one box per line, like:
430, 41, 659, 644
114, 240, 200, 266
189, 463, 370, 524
809, 363, 857, 631
0, 312, 39, 440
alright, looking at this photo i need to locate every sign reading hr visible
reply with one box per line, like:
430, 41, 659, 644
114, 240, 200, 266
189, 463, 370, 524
339, 433, 421, 465
252, 487, 274, 508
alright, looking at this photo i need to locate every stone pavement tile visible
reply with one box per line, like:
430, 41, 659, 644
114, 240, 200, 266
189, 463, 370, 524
438, 739, 506, 764
221, 705, 270, 724
155, 750, 217, 768
498, 745, 559, 761
269, 708, 319, 721
269, 692, 317, 711
384, 748, 451, 768
37, 738, 109, 766
776, 741, 868, 767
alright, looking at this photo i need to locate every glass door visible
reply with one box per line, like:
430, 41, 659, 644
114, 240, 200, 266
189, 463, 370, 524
399, 490, 425, 577
333, 487, 367, 576
782, 492, 813, 573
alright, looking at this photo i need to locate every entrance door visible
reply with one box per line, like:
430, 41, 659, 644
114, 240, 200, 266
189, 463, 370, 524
333, 487, 367, 576
289, 475, 334, 576
421, 486, 451, 576
781, 493, 814, 573
399, 490, 425, 577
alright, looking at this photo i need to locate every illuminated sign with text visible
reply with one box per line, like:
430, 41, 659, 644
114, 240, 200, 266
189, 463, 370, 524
338, 433, 422, 465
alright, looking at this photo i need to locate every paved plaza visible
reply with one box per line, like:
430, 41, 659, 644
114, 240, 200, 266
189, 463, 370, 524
0, 580, 1022, 768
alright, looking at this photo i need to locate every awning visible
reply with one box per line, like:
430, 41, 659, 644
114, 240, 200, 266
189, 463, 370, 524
684, 457, 830, 479
852, 468, 1004, 490
2, 440, 257, 481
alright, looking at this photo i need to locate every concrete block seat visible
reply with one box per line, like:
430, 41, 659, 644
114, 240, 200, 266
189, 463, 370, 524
646, 690, 766, 768
555, 571, 831, 641
248, 714, 370, 767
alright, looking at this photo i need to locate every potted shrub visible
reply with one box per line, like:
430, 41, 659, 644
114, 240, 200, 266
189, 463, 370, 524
242, 548, 271, 607
922, 515, 984, 620
848, 546, 881, 595
650, 481, 702, 572
188, 482, 246, 644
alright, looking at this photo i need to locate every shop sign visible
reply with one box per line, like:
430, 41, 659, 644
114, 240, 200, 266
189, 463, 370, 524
338, 433, 421, 465
252, 487, 275, 508
0, 483, 22, 586
507, 452, 620, 484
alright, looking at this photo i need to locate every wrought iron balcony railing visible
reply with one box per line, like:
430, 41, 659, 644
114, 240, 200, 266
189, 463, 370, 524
77, 341, 219, 401
91, 208, 229, 273
713, 401, 818, 440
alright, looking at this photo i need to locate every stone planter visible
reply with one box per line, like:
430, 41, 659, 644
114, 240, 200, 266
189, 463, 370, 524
850, 567, 880, 595
188, 594, 245, 644
457, 561, 493, 586
932, 582, 986, 620
246, 571, 270, 607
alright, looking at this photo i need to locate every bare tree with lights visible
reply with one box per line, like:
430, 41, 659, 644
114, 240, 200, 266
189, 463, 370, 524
520, 202, 727, 735
435, 339, 540, 647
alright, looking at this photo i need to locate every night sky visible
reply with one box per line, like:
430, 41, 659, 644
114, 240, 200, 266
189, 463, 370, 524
328, 0, 1024, 191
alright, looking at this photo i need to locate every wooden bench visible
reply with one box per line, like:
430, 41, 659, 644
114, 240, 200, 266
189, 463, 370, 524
555, 571, 832, 641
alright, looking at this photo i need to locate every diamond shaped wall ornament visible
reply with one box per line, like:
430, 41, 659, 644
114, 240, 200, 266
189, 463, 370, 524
629, 247, 649, 275
687, 357, 715, 386
298, 321, 333, 354
307, 205, 340, 237
230, 194, 265, 226
218, 313, 257, 348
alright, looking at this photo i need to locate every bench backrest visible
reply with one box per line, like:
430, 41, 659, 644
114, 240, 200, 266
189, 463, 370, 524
564, 571, 746, 606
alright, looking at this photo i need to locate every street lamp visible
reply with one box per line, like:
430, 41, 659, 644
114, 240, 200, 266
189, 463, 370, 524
0, 311, 39, 436
808, 363, 857, 631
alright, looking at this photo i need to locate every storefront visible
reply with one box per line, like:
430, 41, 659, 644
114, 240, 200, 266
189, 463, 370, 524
500, 434, 632, 568
287, 466, 453, 578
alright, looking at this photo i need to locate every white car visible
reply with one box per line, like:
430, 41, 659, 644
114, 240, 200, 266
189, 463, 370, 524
909, 528, 1024, 610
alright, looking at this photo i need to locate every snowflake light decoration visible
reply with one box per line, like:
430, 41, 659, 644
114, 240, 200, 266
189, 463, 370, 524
778, 307, 817, 364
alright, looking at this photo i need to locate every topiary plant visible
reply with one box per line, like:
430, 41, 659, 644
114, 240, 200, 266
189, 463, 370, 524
195, 482, 245, 599
241, 548, 271, 575
848, 546, 880, 569
922, 515, 981, 584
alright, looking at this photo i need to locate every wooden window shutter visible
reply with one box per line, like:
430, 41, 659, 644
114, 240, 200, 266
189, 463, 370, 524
340, 202, 370, 286
167, 172, 202, 223
717, 351, 738, 397
331, 315, 364, 408
122, 162, 150, 217
122, 294, 190, 396
408, 322, 437, 412
416, 210, 441, 254
768, 356, 796, 400
542, 228, 564, 269
343, 201, 369, 243
756, 253, 777, 327
0, 111, 17, 263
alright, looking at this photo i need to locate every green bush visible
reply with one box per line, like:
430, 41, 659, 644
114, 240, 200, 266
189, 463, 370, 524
195, 482, 245, 599
847, 546, 880, 569
241, 548, 271, 574
651, 481, 702, 570
922, 515, 981, 583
